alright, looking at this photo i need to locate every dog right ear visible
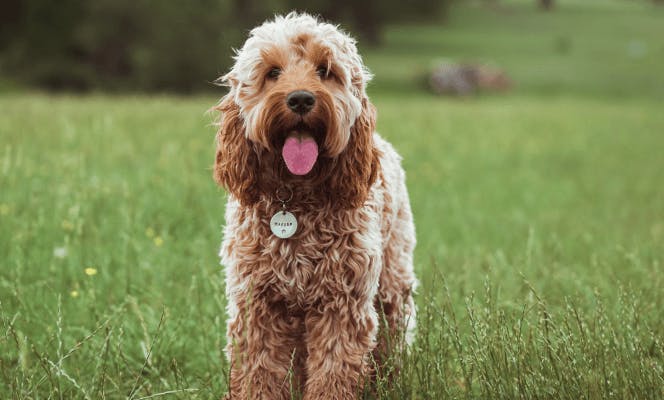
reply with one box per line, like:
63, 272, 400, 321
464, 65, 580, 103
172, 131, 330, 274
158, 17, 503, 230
213, 95, 261, 206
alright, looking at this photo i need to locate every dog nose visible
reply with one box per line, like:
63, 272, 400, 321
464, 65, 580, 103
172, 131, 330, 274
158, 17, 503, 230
286, 90, 315, 114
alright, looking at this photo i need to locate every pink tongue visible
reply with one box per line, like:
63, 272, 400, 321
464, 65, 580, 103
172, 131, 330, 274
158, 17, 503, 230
282, 135, 319, 175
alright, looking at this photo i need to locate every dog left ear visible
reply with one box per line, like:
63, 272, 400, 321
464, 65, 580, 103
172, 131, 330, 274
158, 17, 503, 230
213, 95, 261, 206
326, 97, 380, 209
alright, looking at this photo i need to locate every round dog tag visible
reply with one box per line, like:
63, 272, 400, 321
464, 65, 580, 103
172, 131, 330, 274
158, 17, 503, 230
270, 211, 297, 239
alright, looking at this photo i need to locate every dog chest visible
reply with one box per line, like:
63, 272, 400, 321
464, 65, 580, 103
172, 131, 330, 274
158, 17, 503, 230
221, 201, 383, 307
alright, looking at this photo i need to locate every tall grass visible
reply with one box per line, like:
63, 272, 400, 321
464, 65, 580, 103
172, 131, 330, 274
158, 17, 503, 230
1, 1, 663, 398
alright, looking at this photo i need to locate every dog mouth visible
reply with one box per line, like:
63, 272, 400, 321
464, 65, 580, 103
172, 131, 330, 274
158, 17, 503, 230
279, 122, 323, 176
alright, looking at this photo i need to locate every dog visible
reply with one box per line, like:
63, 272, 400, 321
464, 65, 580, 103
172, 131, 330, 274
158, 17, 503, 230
213, 12, 417, 399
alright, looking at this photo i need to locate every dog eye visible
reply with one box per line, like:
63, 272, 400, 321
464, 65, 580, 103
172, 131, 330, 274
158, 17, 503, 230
267, 67, 281, 79
316, 65, 330, 78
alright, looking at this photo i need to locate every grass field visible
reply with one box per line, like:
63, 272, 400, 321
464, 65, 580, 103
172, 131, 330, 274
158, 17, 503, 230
1, 1, 663, 399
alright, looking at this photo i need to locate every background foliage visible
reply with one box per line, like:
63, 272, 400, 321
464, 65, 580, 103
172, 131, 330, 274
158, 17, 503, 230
0, 0, 449, 92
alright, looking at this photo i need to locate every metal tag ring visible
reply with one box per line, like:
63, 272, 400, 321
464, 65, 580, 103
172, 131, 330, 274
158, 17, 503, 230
275, 186, 293, 203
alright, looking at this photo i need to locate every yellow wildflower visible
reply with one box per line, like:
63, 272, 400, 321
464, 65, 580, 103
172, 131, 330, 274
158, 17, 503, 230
84, 267, 98, 276
70, 290, 79, 298
145, 227, 155, 238
154, 236, 164, 247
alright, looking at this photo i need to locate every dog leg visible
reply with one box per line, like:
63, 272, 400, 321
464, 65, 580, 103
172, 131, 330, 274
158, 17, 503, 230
225, 295, 305, 399
302, 295, 378, 400
373, 194, 417, 373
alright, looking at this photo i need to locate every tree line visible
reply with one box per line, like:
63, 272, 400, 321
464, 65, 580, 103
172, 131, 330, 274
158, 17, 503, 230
4, 0, 652, 92
0, 0, 450, 93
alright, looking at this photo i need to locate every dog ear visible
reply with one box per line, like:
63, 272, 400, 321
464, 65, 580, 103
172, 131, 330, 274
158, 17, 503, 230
213, 95, 261, 206
325, 98, 380, 209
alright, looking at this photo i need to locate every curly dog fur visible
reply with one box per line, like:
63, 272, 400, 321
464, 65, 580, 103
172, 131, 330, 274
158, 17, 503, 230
213, 13, 417, 399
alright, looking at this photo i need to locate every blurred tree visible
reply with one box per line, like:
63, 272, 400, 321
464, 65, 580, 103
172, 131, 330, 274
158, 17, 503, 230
350, 0, 381, 45
286, 0, 450, 45
287, 0, 381, 45
539, 0, 554, 11
0, 0, 22, 50
1, 0, 90, 89
1, 0, 232, 92
233, 0, 260, 29
0, 0, 450, 92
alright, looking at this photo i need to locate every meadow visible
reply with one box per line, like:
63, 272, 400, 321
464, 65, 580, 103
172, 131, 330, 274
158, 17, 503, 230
1, 1, 663, 398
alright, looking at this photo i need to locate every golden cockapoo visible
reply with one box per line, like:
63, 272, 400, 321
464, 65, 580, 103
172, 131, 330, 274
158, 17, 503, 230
213, 13, 417, 399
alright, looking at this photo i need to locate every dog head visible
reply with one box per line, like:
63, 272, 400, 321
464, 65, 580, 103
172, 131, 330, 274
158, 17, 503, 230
213, 12, 378, 209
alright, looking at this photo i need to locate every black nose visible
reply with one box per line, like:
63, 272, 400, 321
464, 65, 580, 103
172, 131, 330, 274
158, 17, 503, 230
286, 90, 315, 114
